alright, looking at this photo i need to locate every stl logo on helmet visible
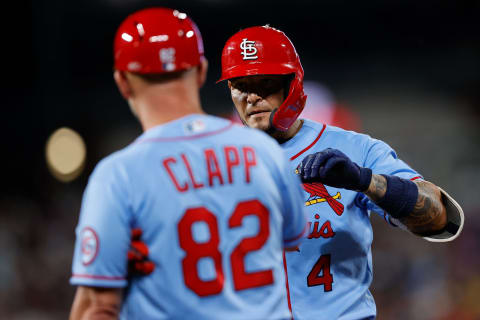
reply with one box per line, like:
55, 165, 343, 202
240, 38, 258, 60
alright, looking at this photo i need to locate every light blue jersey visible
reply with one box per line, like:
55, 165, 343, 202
282, 119, 422, 320
70, 114, 307, 320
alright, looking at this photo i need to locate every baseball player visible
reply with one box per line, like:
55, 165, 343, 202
69, 11, 307, 320
216, 26, 465, 319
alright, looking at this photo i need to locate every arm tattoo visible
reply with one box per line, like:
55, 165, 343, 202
400, 180, 447, 236
364, 174, 387, 202
364, 175, 447, 236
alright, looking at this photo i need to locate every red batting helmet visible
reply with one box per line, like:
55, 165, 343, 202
218, 26, 307, 131
114, 8, 204, 74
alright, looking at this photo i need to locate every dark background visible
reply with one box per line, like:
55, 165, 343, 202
1, 1, 479, 319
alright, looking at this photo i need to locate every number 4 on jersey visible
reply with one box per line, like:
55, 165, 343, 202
307, 254, 333, 291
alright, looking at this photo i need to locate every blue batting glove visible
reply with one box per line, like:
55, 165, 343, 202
298, 148, 372, 192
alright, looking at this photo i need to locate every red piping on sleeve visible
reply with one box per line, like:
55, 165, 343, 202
71, 274, 126, 281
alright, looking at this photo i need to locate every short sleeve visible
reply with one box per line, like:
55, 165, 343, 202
70, 159, 132, 288
361, 138, 422, 222
363, 138, 422, 180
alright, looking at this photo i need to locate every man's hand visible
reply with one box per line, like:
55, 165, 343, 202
298, 148, 372, 192
128, 228, 155, 276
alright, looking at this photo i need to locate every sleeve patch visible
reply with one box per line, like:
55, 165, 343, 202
80, 227, 99, 266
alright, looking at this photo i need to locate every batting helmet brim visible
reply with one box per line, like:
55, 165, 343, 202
217, 63, 297, 83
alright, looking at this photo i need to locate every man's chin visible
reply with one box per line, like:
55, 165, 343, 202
245, 114, 272, 131
246, 120, 271, 132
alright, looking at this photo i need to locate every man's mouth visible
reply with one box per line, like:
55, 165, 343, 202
247, 109, 271, 117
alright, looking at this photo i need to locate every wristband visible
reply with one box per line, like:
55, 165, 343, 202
357, 167, 373, 192
376, 175, 418, 219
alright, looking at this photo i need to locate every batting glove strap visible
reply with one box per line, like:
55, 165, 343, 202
376, 174, 419, 219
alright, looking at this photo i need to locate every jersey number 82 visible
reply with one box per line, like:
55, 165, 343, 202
178, 199, 273, 297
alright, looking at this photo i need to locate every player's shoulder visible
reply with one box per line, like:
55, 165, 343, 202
299, 118, 369, 143
324, 123, 369, 142
301, 119, 389, 157
324, 123, 388, 153
322, 123, 395, 160
301, 118, 326, 132
88, 144, 138, 184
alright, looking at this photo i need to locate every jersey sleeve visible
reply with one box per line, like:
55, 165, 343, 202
70, 158, 132, 288
360, 137, 422, 223
357, 137, 465, 242
275, 149, 308, 249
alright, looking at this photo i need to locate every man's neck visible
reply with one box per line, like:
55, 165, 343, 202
136, 85, 205, 131
270, 119, 303, 143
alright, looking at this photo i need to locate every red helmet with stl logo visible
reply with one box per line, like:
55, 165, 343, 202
218, 26, 307, 131
114, 8, 204, 74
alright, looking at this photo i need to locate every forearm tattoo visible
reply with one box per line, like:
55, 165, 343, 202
364, 174, 387, 202
365, 175, 447, 236
400, 180, 447, 235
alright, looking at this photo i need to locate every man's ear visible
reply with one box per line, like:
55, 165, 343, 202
197, 58, 208, 88
227, 80, 232, 89
113, 70, 133, 100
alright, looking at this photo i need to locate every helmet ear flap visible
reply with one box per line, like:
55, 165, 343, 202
271, 73, 307, 131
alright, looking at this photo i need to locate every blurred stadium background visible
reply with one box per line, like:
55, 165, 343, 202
1, 0, 479, 319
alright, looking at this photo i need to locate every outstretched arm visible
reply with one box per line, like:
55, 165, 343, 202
365, 174, 447, 236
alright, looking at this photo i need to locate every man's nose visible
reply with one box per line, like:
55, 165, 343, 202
247, 92, 262, 105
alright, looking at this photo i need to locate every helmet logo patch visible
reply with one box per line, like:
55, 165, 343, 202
159, 47, 176, 71
240, 38, 258, 60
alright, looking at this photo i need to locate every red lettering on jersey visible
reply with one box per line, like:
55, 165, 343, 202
308, 214, 335, 239
242, 147, 256, 183
181, 154, 204, 189
319, 220, 335, 238
308, 221, 320, 239
163, 157, 188, 192
205, 149, 224, 186
224, 146, 240, 184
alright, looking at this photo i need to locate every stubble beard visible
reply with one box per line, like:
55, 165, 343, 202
246, 113, 272, 132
